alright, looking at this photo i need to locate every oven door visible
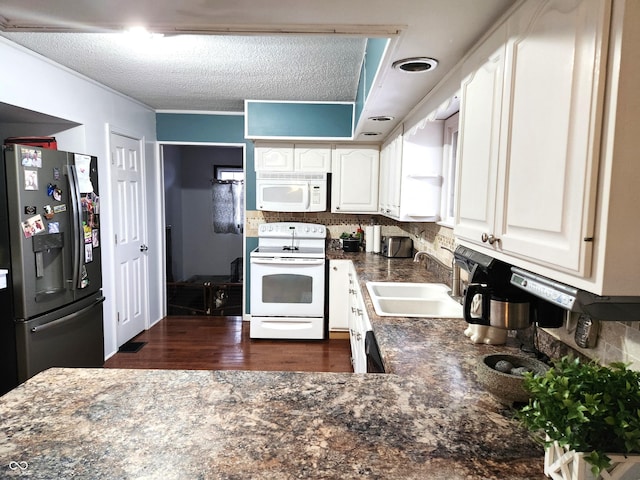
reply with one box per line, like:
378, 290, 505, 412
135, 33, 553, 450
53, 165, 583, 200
250, 256, 325, 317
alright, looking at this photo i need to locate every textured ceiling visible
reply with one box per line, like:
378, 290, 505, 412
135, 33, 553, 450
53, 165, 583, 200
1, 32, 366, 112
0, 0, 517, 138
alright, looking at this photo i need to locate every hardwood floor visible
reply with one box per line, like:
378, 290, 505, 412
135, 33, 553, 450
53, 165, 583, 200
104, 316, 353, 373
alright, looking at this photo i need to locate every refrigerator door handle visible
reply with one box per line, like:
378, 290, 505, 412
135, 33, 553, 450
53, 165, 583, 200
67, 165, 84, 289
30, 296, 105, 334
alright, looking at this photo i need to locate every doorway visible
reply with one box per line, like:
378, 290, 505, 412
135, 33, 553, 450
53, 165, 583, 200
160, 143, 245, 316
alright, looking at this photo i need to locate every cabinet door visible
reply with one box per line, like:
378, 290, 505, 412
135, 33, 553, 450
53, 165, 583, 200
497, 0, 609, 275
331, 146, 380, 213
254, 143, 294, 171
347, 273, 360, 371
454, 25, 507, 245
328, 260, 350, 331
294, 144, 331, 172
387, 135, 402, 217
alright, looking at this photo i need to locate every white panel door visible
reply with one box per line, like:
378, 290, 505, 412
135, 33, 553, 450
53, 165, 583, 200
110, 132, 149, 346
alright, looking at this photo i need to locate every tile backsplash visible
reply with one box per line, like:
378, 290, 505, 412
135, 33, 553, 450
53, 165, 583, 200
246, 210, 640, 370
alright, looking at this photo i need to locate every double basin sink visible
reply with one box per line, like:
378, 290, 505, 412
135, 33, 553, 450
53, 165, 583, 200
365, 282, 463, 319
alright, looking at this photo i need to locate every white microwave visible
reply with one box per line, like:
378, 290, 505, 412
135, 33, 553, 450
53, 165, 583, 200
256, 172, 327, 212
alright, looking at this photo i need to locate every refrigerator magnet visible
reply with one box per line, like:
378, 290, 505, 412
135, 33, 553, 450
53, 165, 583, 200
24, 170, 38, 190
85, 244, 93, 263
47, 183, 55, 196
92, 229, 100, 247
21, 214, 45, 238
48, 222, 60, 234
43, 205, 54, 219
53, 204, 66, 214
53, 187, 62, 201
20, 148, 42, 168
53, 167, 60, 180
24, 206, 36, 215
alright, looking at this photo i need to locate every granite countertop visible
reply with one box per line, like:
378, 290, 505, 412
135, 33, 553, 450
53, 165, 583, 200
0, 251, 547, 479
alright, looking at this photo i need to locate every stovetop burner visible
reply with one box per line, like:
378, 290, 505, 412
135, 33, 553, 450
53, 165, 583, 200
252, 222, 327, 260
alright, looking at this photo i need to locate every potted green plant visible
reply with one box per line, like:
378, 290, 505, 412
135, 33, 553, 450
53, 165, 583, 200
516, 356, 640, 479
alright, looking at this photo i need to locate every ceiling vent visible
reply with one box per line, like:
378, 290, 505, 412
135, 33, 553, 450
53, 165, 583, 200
392, 57, 438, 73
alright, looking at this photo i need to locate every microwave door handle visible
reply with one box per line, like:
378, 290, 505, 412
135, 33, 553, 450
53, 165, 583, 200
303, 182, 311, 209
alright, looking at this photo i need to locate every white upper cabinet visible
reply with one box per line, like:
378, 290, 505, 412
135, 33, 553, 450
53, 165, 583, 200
255, 142, 331, 172
378, 126, 403, 218
456, 0, 610, 278
400, 121, 444, 222
378, 121, 444, 222
331, 146, 380, 213
293, 144, 332, 172
254, 143, 294, 171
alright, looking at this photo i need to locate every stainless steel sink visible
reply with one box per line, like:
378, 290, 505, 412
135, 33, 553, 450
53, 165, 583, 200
366, 282, 463, 318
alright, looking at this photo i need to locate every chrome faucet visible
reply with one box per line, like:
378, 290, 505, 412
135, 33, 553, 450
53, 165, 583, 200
440, 246, 461, 299
414, 248, 461, 300
413, 250, 429, 263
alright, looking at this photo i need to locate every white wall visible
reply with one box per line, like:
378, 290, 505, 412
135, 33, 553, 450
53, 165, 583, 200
0, 37, 159, 359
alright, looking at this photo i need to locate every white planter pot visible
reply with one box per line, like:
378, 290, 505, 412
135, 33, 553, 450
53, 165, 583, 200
544, 440, 640, 480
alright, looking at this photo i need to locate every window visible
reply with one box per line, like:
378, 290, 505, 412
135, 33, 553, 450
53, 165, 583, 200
215, 165, 244, 182
439, 112, 459, 227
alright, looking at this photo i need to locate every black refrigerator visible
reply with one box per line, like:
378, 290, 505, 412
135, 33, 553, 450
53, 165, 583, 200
1, 143, 104, 395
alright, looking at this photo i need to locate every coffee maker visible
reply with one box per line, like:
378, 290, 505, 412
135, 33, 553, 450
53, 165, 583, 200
454, 246, 564, 330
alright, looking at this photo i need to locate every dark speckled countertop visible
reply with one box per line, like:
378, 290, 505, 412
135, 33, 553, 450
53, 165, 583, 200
0, 251, 547, 479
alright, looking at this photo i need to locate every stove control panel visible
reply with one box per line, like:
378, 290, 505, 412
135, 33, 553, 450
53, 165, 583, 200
258, 222, 326, 238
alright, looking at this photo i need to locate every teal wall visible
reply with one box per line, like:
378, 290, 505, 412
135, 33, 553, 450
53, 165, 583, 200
245, 101, 353, 138
156, 113, 256, 210
355, 38, 390, 125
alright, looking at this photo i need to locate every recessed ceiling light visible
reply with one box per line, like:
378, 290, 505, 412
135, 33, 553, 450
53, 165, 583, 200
368, 116, 395, 122
124, 26, 164, 40
392, 57, 438, 73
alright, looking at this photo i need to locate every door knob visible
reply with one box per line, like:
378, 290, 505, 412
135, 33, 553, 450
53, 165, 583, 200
140, 244, 149, 252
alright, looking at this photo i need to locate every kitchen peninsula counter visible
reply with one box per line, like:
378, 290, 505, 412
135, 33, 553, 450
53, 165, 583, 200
0, 252, 547, 479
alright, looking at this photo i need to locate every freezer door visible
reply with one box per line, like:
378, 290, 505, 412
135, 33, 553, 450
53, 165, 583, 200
15, 293, 105, 382
3, 145, 75, 318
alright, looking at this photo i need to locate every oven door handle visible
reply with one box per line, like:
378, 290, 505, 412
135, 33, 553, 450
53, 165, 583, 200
250, 258, 325, 266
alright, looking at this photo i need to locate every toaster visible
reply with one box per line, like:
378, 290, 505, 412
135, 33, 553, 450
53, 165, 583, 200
382, 236, 413, 258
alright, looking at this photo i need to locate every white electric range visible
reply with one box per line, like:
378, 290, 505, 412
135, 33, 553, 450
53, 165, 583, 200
249, 222, 327, 339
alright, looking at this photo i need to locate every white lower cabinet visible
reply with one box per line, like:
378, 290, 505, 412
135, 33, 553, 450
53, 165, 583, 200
348, 271, 369, 374
328, 260, 350, 332
329, 260, 369, 373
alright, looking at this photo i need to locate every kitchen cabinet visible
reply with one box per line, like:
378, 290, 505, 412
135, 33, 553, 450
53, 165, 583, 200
254, 143, 331, 172
455, 0, 610, 277
328, 259, 369, 373
347, 265, 369, 374
378, 126, 402, 218
328, 260, 350, 333
331, 146, 379, 213
378, 120, 445, 223
293, 144, 332, 172
397, 120, 444, 222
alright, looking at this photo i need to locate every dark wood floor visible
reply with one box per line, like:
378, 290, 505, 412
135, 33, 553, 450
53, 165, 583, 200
104, 316, 353, 373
